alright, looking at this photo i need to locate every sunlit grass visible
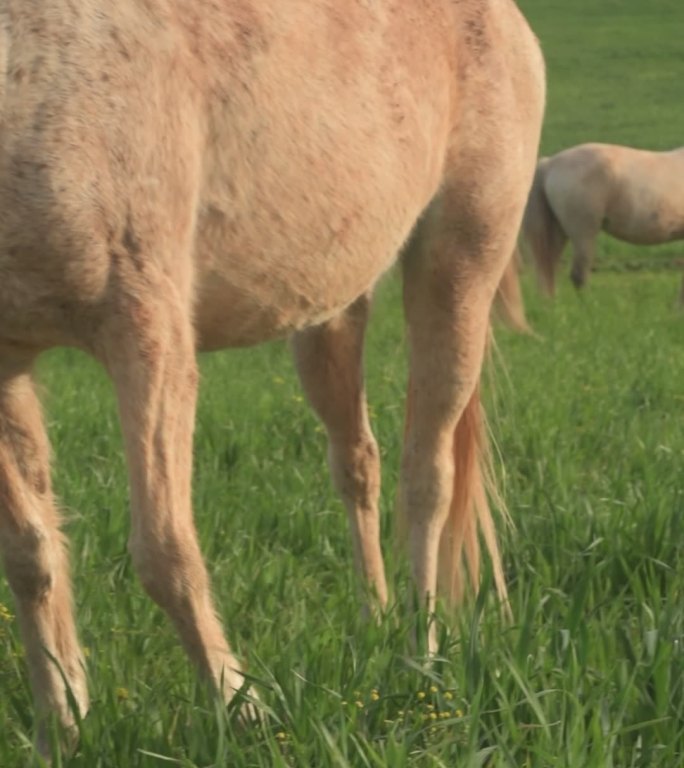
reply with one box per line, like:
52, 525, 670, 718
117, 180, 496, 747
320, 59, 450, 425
1, 268, 681, 767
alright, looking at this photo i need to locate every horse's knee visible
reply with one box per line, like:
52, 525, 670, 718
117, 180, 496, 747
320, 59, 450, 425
329, 436, 380, 508
2, 523, 55, 603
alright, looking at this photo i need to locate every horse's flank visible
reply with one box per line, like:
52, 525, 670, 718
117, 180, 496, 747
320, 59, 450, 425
0, 1, 450, 350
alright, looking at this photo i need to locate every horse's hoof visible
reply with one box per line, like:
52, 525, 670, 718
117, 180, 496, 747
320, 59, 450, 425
570, 273, 586, 290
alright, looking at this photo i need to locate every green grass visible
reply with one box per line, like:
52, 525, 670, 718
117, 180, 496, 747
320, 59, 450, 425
524, 0, 684, 153
1, 1, 683, 766
522, 0, 684, 269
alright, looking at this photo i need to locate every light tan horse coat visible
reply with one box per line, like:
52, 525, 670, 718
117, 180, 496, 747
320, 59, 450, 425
0, 0, 544, 750
523, 143, 684, 294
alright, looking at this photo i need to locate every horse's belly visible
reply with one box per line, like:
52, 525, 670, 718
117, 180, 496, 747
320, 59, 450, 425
191, 103, 444, 348
605, 167, 684, 245
605, 197, 684, 245
604, 219, 678, 246
194, 263, 376, 350
192, 206, 405, 350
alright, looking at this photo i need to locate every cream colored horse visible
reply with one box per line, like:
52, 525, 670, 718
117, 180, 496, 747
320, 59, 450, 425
523, 143, 684, 295
0, 0, 544, 750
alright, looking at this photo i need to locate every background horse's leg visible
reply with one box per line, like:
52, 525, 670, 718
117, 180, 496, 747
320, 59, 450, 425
101, 283, 248, 704
400, 201, 516, 654
0, 366, 88, 752
292, 294, 388, 612
569, 234, 597, 289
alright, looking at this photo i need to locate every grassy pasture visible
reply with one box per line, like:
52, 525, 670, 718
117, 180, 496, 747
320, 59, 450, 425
1, 1, 683, 765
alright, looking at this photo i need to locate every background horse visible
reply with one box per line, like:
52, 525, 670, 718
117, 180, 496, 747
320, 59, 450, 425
522, 143, 684, 296
0, 0, 544, 751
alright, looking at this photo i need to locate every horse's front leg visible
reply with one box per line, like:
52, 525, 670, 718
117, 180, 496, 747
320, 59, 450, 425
292, 294, 388, 613
0, 366, 88, 755
99, 279, 249, 704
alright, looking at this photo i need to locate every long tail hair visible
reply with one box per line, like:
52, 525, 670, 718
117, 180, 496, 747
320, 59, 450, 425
522, 159, 567, 296
493, 246, 531, 333
400, 372, 508, 609
436, 382, 509, 610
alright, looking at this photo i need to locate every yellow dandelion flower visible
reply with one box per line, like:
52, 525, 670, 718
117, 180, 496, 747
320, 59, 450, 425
0, 603, 14, 622
370, 690, 380, 702
416, 691, 426, 700
429, 685, 438, 694
456, 708, 464, 718
355, 700, 364, 709
444, 691, 454, 700
275, 731, 287, 741
398, 710, 405, 717
429, 712, 437, 721
115, 687, 129, 701
427, 704, 435, 711
341, 700, 347, 706
429, 726, 437, 735
440, 711, 450, 719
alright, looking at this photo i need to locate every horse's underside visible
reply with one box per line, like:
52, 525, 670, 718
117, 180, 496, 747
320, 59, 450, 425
0, 0, 544, 752
523, 143, 684, 293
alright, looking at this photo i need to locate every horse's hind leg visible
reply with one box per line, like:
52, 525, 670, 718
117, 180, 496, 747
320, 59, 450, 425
292, 294, 388, 611
400, 202, 515, 653
0, 364, 87, 751
561, 203, 601, 291
100, 284, 247, 703
569, 234, 597, 290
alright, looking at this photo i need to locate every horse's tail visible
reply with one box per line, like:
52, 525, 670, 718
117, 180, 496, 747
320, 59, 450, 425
493, 246, 531, 333
437, 381, 509, 610
522, 159, 567, 296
